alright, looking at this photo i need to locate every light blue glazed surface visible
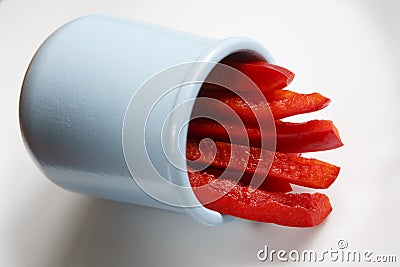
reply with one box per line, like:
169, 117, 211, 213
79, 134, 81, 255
20, 15, 274, 225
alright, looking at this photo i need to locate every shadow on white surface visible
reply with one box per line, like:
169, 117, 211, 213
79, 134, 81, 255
11, 189, 322, 267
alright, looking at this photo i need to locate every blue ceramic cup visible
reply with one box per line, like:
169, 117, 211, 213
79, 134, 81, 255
19, 15, 275, 225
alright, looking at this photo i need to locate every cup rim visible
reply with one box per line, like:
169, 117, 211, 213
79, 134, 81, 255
170, 36, 275, 226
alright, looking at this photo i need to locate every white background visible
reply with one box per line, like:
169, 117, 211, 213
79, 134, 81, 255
1, 0, 399, 266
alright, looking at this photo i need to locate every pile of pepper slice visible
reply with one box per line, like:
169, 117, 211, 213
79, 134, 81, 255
186, 61, 343, 227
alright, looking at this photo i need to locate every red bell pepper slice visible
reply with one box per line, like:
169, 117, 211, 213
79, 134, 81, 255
201, 61, 294, 93
188, 168, 332, 227
275, 120, 343, 153
195, 89, 330, 122
186, 139, 340, 189
226, 61, 295, 92
196, 167, 293, 193
187, 118, 343, 153
269, 91, 330, 120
